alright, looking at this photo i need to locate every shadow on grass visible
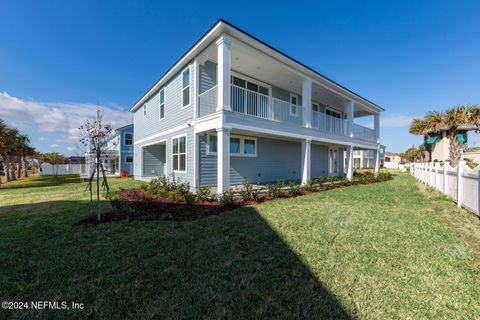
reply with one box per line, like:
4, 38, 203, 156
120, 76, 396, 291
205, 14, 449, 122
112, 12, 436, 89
0, 175, 81, 189
0, 201, 351, 319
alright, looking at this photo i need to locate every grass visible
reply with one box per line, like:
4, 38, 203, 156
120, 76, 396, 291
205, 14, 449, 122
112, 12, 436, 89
0, 174, 479, 319
0, 174, 82, 189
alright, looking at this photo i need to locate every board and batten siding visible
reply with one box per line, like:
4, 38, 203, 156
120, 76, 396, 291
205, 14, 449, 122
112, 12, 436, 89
134, 61, 196, 141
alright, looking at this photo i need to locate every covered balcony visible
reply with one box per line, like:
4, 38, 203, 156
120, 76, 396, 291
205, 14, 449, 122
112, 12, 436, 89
195, 33, 380, 144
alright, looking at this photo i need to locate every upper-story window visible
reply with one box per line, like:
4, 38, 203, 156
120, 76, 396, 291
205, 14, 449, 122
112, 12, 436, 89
181, 67, 190, 108
143, 104, 147, 116
290, 94, 298, 116
326, 109, 341, 119
124, 133, 133, 145
159, 88, 165, 120
230, 75, 270, 116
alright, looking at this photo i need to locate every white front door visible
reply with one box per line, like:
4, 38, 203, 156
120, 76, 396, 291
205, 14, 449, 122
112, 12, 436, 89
329, 147, 339, 176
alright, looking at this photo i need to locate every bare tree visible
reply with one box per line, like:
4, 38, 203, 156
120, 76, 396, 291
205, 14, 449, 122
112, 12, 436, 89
79, 107, 117, 221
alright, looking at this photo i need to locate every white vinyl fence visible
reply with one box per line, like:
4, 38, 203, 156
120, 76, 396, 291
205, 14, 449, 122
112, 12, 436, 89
411, 161, 480, 216
40, 164, 84, 176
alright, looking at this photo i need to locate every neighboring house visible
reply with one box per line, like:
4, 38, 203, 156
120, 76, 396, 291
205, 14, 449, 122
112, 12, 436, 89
424, 129, 469, 162
384, 151, 401, 169
84, 124, 134, 177
67, 156, 85, 164
351, 147, 385, 169
130, 19, 383, 192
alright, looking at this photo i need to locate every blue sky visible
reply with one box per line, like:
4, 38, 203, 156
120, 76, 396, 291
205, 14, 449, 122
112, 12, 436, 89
1, 0, 479, 155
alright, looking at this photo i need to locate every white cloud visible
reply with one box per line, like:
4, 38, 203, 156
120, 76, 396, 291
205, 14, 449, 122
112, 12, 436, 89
380, 115, 414, 128
0, 92, 132, 143
50, 144, 60, 148
67, 147, 75, 151
39, 136, 49, 141
360, 114, 415, 129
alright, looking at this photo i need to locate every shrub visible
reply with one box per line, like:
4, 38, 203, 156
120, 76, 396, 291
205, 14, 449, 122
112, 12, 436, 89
316, 176, 327, 189
287, 181, 301, 197
184, 193, 197, 208
196, 187, 212, 202
149, 176, 190, 199
326, 176, 337, 189
266, 182, 283, 198
219, 188, 236, 207
303, 179, 317, 192
140, 183, 149, 191
239, 178, 254, 201
169, 190, 180, 202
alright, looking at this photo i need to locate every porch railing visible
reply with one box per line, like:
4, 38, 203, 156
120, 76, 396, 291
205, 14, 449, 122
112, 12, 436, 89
197, 84, 377, 142
312, 112, 347, 136
230, 84, 303, 126
353, 123, 376, 142
198, 85, 217, 117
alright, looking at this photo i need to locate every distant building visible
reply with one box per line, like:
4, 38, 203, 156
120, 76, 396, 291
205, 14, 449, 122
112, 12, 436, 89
67, 156, 85, 164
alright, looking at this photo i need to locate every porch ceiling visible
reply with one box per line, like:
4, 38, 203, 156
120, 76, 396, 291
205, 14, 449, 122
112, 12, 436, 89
199, 42, 376, 118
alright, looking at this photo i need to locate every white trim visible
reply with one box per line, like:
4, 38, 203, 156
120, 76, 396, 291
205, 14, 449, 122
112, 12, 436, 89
206, 133, 257, 157
134, 124, 190, 145
124, 132, 133, 146
172, 133, 187, 173
289, 93, 299, 116
181, 66, 191, 109
159, 88, 165, 120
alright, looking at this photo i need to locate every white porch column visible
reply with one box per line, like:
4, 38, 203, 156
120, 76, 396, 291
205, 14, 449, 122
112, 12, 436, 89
374, 113, 380, 143
301, 139, 311, 185
346, 145, 354, 180
216, 34, 233, 112
302, 78, 312, 128
374, 146, 381, 176
346, 101, 354, 137
216, 127, 230, 192
359, 153, 364, 169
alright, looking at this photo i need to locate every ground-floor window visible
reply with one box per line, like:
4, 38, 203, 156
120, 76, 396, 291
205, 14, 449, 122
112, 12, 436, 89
207, 134, 257, 157
172, 135, 187, 172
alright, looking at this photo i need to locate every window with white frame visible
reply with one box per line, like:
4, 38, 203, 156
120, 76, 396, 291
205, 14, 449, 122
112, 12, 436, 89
290, 94, 298, 116
159, 88, 165, 119
181, 67, 190, 107
312, 103, 319, 128
143, 104, 147, 116
172, 135, 187, 172
125, 155, 133, 163
124, 133, 133, 145
207, 134, 256, 157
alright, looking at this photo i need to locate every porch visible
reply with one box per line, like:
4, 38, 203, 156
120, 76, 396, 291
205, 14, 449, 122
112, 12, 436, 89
195, 34, 380, 144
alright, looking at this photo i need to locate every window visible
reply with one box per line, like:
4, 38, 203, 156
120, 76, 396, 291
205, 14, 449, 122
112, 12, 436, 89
290, 94, 298, 116
172, 135, 187, 172
207, 134, 256, 157
143, 104, 147, 116
230, 75, 270, 117
181, 67, 190, 107
125, 155, 133, 163
243, 139, 256, 156
124, 133, 133, 145
159, 89, 165, 119
312, 103, 319, 128
326, 108, 342, 119
230, 137, 241, 154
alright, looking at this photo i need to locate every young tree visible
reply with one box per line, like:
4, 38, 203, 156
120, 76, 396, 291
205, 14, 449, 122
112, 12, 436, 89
79, 107, 116, 221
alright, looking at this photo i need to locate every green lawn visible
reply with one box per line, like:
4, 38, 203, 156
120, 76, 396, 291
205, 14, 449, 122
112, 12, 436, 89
0, 174, 479, 319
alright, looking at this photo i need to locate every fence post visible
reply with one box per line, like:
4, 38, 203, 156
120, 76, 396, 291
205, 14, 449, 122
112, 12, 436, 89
457, 161, 465, 208
443, 162, 448, 195
434, 162, 439, 189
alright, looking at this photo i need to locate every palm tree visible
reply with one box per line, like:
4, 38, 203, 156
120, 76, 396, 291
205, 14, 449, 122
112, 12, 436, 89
409, 105, 480, 167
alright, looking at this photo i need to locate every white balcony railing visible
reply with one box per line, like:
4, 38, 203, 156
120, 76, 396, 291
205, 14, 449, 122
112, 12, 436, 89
312, 112, 347, 136
197, 84, 377, 142
353, 123, 376, 142
230, 85, 303, 126
198, 85, 217, 117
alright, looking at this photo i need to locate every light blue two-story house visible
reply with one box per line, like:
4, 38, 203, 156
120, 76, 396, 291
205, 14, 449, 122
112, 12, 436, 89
83, 124, 134, 177
130, 19, 383, 192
